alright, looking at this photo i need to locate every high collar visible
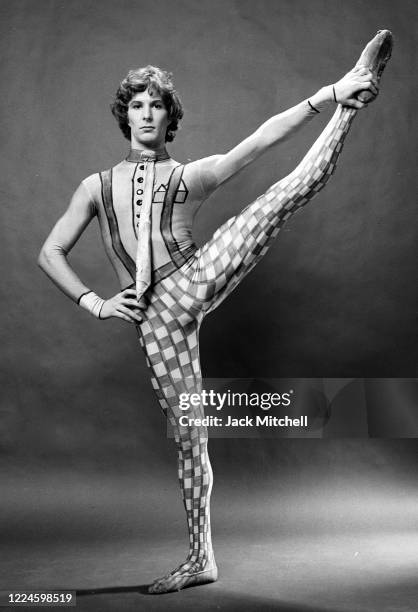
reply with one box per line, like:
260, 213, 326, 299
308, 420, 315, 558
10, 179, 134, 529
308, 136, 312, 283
126, 148, 171, 162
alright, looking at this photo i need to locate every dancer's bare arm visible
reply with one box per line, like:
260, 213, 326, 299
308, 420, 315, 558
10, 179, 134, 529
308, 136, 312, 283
38, 182, 95, 300
38, 182, 142, 322
197, 66, 378, 191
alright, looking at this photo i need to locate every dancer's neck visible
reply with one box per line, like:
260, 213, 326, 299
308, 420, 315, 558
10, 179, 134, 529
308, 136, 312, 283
126, 147, 170, 162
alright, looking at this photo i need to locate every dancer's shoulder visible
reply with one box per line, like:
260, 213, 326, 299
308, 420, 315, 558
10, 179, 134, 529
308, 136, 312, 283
81, 171, 102, 194
184, 155, 224, 197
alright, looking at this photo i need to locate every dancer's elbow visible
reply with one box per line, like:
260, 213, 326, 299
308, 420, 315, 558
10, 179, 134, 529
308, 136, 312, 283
37, 246, 48, 271
37, 244, 64, 273
37, 248, 55, 276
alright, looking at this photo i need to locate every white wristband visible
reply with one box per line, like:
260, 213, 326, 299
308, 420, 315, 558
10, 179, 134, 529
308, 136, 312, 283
78, 291, 105, 319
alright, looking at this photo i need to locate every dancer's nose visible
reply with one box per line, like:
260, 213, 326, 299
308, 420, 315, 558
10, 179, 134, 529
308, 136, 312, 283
143, 104, 152, 121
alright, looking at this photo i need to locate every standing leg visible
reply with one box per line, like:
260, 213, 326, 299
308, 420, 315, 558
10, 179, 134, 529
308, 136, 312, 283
136, 297, 217, 593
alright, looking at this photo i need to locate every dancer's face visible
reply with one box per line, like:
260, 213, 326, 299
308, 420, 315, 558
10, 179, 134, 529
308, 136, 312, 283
127, 89, 169, 149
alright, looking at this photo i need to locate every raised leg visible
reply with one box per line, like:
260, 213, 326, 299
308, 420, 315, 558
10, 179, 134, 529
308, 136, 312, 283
191, 30, 394, 315
197, 104, 357, 315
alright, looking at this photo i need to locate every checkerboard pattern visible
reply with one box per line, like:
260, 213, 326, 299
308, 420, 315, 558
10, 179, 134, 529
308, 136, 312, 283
140, 104, 356, 592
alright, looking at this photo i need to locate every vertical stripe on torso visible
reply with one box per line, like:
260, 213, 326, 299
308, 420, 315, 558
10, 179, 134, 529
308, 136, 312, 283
100, 169, 136, 279
160, 164, 194, 269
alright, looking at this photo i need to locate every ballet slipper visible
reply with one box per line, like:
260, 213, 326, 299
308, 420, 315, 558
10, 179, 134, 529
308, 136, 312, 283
148, 564, 218, 594
355, 29, 393, 102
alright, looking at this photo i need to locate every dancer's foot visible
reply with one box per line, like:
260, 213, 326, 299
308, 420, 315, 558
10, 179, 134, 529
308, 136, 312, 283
355, 29, 393, 101
148, 554, 218, 594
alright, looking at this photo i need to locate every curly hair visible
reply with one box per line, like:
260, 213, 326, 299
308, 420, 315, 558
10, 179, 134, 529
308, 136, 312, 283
111, 65, 184, 142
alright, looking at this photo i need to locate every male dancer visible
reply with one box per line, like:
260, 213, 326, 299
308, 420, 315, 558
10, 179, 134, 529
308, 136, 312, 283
38, 31, 392, 593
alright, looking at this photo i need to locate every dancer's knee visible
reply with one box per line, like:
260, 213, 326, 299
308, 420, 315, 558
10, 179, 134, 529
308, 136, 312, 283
173, 423, 208, 452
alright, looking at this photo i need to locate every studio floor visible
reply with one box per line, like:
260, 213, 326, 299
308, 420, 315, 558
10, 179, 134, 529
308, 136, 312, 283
2, 466, 417, 612
4, 534, 418, 612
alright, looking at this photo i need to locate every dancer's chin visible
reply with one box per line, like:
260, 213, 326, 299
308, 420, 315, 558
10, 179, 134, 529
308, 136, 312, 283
132, 133, 165, 150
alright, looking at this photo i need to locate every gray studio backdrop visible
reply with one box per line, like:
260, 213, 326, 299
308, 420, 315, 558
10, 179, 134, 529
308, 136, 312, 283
1, 1, 417, 488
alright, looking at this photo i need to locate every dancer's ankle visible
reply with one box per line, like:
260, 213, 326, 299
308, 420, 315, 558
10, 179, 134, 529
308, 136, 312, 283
188, 547, 216, 569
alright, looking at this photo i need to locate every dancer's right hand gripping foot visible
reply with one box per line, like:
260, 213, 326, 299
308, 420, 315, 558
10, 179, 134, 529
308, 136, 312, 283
333, 29, 393, 108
